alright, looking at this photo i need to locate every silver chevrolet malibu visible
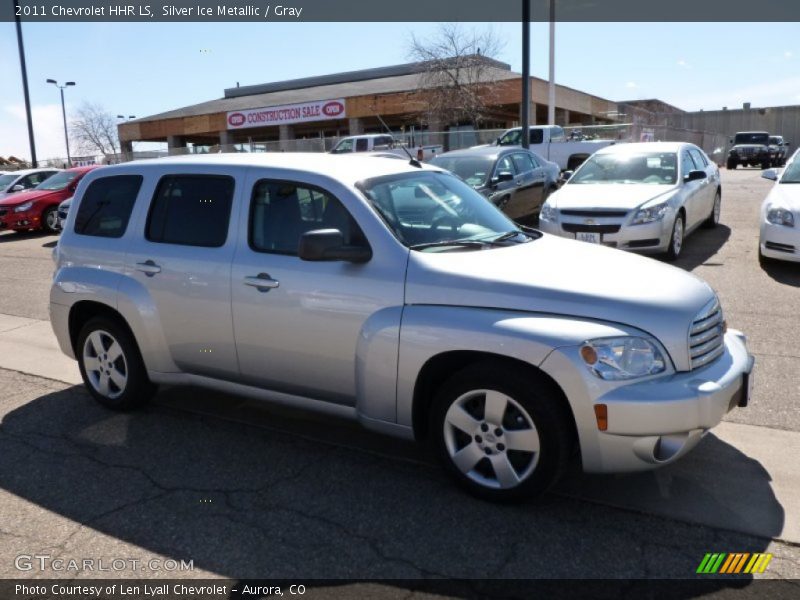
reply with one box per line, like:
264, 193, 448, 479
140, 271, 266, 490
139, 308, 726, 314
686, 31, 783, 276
50, 153, 753, 501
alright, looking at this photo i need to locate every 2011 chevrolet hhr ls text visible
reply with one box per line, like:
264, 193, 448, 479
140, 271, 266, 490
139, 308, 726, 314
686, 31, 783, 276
50, 154, 754, 500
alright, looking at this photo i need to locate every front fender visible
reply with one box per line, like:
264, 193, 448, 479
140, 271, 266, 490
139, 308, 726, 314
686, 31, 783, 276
396, 305, 637, 428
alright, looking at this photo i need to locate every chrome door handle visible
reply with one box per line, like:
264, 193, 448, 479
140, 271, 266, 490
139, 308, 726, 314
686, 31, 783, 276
244, 273, 280, 290
135, 260, 161, 276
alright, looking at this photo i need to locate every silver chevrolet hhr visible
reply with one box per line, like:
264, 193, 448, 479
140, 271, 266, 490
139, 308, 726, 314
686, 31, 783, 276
50, 153, 754, 501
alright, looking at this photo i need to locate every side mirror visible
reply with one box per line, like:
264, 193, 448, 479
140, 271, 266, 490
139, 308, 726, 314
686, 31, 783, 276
492, 171, 514, 184
11, 184, 24, 192
560, 170, 574, 183
684, 170, 707, 183
761, 168, 780, 181
298, 229, 371, 263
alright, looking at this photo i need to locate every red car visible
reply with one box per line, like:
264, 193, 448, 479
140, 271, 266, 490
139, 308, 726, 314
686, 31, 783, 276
0, 166, 100, 234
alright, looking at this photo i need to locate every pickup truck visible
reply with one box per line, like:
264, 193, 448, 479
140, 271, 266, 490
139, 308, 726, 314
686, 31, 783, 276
330, 134, 443, 161
492, 125, 615, 171
51, 153, 753, 502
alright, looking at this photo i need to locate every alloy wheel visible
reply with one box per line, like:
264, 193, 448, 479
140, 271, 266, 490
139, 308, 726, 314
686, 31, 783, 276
82, 330, 128, 399
443, 389, 540, 490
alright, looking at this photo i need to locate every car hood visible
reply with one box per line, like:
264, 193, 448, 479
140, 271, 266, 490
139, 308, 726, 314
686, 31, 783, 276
0, 188, 61, 207
549, 184, 676, 211
405, 234, 714, 371
765, 184, 800, 210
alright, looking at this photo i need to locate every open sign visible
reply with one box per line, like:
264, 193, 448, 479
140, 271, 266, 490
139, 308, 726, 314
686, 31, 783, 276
322, 101, 345, 117
228, 113, 246, 127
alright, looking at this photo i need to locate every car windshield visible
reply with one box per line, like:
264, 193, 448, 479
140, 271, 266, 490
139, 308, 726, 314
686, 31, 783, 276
568, 152, 678, 185
357, 170, 531, 251
734, 133, 769, 145
429, 156, 493, 188
35, 171, 78, 191
0, 174, 18, 191
780, 159, 800, 183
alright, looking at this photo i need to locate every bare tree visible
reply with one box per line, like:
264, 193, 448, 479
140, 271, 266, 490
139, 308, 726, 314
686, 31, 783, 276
407, 24, 505, 128
70, 103, 120, 158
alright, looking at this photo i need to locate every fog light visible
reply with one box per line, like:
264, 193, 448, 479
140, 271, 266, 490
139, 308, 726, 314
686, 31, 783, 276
594, 404, 608, 431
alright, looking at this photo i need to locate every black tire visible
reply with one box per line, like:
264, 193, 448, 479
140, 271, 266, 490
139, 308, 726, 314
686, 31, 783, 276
761, 160, 772, 170
431, 362, 573, 502
77, 316, 156, 410
703, 190, 721, 228
664, 213, 684, 262
566, 155, 588, 171
726, 159, 737, 170
41, 206, 59, 234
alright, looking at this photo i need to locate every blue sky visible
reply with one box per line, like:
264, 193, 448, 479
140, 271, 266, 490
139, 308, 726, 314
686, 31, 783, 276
1, 21, 798, 160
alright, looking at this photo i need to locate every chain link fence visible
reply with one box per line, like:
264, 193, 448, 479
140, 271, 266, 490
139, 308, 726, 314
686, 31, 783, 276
26, 123, 730, 167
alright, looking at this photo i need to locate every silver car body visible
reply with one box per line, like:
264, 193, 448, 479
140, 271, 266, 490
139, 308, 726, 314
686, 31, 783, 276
51, 153, 752, 474
0, 168, 61, 200
539, 142, 720, 254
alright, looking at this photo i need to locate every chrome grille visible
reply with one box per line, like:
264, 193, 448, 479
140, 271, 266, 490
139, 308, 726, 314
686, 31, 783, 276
689, 298, 725, 369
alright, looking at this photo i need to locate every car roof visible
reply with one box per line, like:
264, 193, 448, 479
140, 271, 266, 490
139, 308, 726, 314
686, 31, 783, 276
594, 142, 692, 154
5, 167, 61, 177
81, 153, 441, 186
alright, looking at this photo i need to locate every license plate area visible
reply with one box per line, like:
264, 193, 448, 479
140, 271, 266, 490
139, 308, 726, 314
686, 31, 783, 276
576, 231, 601, 244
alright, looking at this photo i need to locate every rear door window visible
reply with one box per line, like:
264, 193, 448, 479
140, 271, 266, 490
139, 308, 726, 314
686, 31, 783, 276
511, 153, 535, 174
74, 175, 142, 238
146, 175, 234, 247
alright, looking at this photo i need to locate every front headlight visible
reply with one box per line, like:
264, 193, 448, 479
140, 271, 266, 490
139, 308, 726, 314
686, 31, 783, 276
631, 201, 669, 225
580, 336, 667, 381
13, 201, 34, 213
766, 207, 795, 227
540, 202, 557, 222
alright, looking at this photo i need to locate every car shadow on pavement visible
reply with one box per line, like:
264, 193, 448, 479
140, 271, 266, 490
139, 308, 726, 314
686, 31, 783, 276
0, 384, 782, 591
672, 224, 732, 272
759, 259, 800, 287
0, 230, 50, 244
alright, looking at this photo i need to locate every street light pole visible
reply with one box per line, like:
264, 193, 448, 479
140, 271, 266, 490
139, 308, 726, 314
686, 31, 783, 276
548, 0, 556, 125
14, 0, 37, 166
47, 79, 75, 167
521, 0, 530, 149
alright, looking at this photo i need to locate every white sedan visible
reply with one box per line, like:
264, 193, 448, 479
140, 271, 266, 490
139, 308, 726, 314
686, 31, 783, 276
759, 150, 800, 264
538, 142, 721, 261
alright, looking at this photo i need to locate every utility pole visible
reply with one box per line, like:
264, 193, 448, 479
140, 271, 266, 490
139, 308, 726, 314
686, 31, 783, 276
548, 0, 556, 125
521, 0, 530, 149
14, 0, 37, 166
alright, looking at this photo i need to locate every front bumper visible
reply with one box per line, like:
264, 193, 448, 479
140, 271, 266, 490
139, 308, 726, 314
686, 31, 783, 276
760, 221, 800, 262
0, 208, 39, 231
538, 216, 671, 254
540, 330, 754, 473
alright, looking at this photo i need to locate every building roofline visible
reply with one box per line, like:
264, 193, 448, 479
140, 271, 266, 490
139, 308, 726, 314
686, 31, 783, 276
223, 55, 511, 99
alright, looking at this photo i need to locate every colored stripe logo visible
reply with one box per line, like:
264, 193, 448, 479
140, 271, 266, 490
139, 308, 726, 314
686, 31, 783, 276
696, 553, 773, 574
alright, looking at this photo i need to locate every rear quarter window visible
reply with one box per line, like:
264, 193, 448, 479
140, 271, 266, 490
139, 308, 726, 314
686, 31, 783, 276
74, 175, 143, 238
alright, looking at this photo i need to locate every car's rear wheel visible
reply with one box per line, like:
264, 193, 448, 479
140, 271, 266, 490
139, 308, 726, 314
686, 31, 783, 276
703, 191, 721, 228
77, 316, 156, 410
42, 206, 59, 234
431, 363, 572, 501
726, 159, 737, 170
664, 214, 684, 261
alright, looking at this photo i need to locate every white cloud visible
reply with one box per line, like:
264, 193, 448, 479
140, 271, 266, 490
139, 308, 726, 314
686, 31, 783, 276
677, 59, 691, 69
625, 81, 638, 89
0, 104, 68, 164
785, 51, 793, 59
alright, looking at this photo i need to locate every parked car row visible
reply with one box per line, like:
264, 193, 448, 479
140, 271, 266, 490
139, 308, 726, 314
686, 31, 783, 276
726, 131, 791, 170
0, 166, 98, 233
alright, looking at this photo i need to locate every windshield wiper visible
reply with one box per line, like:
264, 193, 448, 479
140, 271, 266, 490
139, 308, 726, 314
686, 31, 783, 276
409, 239, 492, 251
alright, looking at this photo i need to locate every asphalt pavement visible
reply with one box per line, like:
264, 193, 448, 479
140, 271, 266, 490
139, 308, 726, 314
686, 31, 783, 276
0, 167, 799, 586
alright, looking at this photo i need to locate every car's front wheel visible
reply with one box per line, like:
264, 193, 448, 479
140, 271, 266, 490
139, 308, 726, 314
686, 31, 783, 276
431, 363, 572, 501
77, 316, 156, 410
664, 214, 684, 261
42, 206, 59, 234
